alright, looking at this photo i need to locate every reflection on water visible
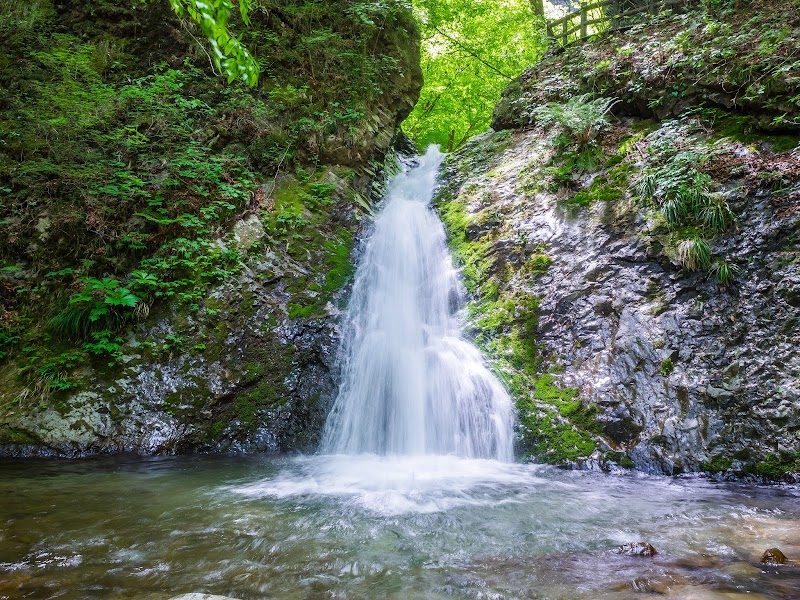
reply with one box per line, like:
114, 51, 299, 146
1, 455, 799, 599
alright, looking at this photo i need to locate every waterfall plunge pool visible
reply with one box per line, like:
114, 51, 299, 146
1, 454, 799, 599
4, 150, 798, 598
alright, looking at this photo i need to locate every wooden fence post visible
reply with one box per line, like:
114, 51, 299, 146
545, 0, 690, 48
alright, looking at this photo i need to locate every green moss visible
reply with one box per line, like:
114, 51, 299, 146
450, 130, 514, 178
0, 427, 41, 445
438, 142, 605, 466
209, 420, 226, 439
242, 361, 266, 384
566, 181, 624, 207
713, 111, 800, 152
232, 381, 286, 431
322, 229, 354, 294
701, 455, 733, 473
769, 136, 800, 153
161, 382, 212, 419
659, 357, 675, 377
287, 302, 318, 320
281, 224, 354, 320
525, 254, 552, 277
605, 451, 635, 469
479, 279, 501, 302
482, 293, 541, 374
476, 298, 516, 332
518, 408, 597, 463
496, 365, 599, 465
285, 276, 311, 295
746, 452, 800, 479
630, 119, 659, 133
533, 373, 577, 402
438, 197, 493, 293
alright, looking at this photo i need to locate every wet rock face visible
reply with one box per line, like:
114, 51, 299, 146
0, 163, 386, 459
0, 216, 345, 457
0, 1, 422, 458
541, 193, 800, 476
432, 3, 800, 478
435, 123, 800, 477
0, 169, 371, 458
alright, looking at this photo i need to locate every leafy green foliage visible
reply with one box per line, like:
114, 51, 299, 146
534, 95, 617, 175
531, 94, 617, 149
632, 121, 740, 278
166, 0, 259, 85
50, 277, 140, 338
406, 0, 547, 149
0, 0, 412, 396
659, 357, 675, 377
709, 259, 742, 286
33, 351, 84, 392
636, 163, 731, 233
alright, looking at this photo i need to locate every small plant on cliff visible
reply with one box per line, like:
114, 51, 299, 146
50, 277, 142, 338
637, 167, 733, 233
709, 259, 742, 286
531, 94, 618, 149
659, 357, 675, 377
676, 238, 712, 272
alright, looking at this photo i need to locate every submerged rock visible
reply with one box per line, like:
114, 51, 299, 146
761, 548, 787, 565
615, 543, 658, 557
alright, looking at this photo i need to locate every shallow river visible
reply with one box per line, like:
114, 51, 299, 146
1, 454, 799, 599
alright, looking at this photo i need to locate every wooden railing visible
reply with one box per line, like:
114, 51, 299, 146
546, 0, 691, 47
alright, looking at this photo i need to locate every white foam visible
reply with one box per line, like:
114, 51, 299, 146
231, 455, 549, 516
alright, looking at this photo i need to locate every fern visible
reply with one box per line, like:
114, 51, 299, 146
531, 94, 618, 148
660, 196, 688, 226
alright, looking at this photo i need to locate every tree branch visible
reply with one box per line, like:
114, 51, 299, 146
430, 24, 514, 80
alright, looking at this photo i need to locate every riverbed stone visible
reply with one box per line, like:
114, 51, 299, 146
761, 548, 787, 565
615, 542, 658, 557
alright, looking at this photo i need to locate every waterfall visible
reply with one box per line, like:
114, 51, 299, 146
321, 146, 514, 461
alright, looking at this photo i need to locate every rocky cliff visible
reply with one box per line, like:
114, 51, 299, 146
436, 2, 800, 478
0, 0, 422, 456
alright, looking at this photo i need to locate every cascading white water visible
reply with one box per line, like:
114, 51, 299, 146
321, 146, 514, 461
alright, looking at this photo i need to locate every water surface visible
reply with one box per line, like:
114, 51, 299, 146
1, 455, 799, 599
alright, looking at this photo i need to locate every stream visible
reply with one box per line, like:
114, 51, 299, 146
1, 455, 799, 599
